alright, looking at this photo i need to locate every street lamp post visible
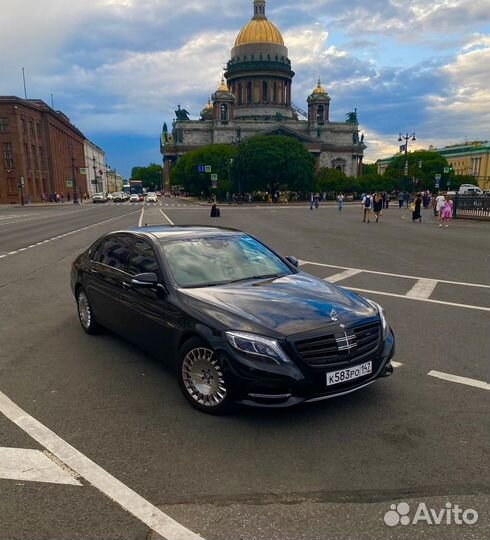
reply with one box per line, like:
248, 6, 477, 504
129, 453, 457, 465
92, 155, 98, 193
398, 132, 416, 192
69, 143, 79, 204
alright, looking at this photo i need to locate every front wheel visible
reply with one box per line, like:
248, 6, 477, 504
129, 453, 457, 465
177, 338, 233, 414
76, 288, 101, 334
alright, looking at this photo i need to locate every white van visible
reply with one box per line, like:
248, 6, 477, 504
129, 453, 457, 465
458, 184, 483, 195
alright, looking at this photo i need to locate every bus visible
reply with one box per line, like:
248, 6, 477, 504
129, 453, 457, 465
129, 180, 144, 197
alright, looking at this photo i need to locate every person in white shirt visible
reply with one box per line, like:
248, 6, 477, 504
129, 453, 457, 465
435, 194, 446, 223
362, 193, 372, 223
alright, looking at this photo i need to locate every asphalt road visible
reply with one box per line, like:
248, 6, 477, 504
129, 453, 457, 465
0, 199, 489, 540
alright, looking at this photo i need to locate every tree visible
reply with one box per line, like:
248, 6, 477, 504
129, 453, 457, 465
316, 168, 348, 193
231, 136, 315, 194
170, 145, 238, 197
130, 164, 163, 190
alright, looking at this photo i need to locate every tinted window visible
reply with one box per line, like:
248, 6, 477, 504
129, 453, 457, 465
161, 234, 292, 287
128, 240, 160, 276
95, 236, 132, 271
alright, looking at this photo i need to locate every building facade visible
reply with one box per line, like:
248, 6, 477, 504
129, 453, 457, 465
161, 0, 365, 187
0, 97, 88, 204
376, 141, 490, 190
84, 140, 106, 196
105, 168, 123, 193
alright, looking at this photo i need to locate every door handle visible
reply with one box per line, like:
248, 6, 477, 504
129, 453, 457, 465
122, 282, 132, 290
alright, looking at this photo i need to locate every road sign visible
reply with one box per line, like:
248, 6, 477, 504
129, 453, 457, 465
435, 181, 440, 188
80, 168, 87, 175
211, 180, 217, 189
443, 167, 449, 174
205, 165, 212, 173
66, 180, 73, 188
211, 174, 218, 181
20, 176, 25, 186
435, 174, 441, 180
404, 163, 408, 175
418, 161, 422, 168
197, 165, 205, 173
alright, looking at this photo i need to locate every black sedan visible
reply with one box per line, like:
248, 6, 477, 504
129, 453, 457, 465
71, 226, 395, 414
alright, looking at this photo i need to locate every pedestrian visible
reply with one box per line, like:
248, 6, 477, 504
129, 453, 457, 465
60, 193, 64, 203
337, 192, 344, 211
210, 203, 220, 217
67, 192, 71, 202
435, 193, 446, 223
385, 193, 390, 209
398, 191, 404, 209
314, 193, 320, 209
440, 198, 453, 227
411, 192, 422, 222
373, 193, 383, 222
362, 192, 372, 222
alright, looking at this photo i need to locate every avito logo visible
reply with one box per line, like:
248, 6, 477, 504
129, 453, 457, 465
384, 502, 478, 527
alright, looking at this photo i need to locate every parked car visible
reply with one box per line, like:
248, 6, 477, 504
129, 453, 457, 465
71, 226, 395, 414
106, 193, 113, 200
92, 193, 107, 203
146, 192, 158, 203
129, 194, 140, 203
112, 192, 124, 202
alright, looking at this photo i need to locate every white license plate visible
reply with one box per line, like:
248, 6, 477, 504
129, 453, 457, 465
326, 361, 372, 386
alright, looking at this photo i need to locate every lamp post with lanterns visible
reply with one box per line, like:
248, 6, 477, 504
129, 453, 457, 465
398, 132, 416, 192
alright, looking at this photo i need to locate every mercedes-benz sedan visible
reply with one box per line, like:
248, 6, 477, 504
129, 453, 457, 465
71, 226, 395, 414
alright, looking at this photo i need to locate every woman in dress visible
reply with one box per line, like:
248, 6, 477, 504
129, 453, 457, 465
440, 198, 453, 227
412, 193, 422, 223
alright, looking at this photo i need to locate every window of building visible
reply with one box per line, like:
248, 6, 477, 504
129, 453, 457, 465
39, 146, 45, 170
29, 119, 34, 137
3, 142, 14, 169
0, 117, 9, 132
21, 118, 26, 134
93, 236, 132, 271
7, 178, 17, 195
128, 240, 160, 276
317, 105, 325, 122
32, 144, 38, 170
36, 123, 41, 139
246, 82, 252, 104
262, 81, 269, 103
272, 82, 277, 104
220, 103, 229, 122
237, 84, 243, 105
24, 143, 31, 168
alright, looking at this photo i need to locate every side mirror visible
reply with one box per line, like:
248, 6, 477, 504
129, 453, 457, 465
131, 272, 159, 288
285, 256, 299, 268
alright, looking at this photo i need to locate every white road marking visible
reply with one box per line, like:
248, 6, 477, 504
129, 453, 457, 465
138, 206, 145, 227
325, 269, 362, 284
428, 370, 490, 391
0, 447, 81, 486
0, 210, 140, 261
346, 286, 490, 312
406, 279, 438, 299
391, 361, 403, 368
300, 260, 490, 289
0, 390, 203, 540
160, 209, 175, 225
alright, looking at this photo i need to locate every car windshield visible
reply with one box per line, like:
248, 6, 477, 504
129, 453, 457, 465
160, 235, 293, 288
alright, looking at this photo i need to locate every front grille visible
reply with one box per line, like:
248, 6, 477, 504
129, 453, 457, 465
293, 321, 380, 366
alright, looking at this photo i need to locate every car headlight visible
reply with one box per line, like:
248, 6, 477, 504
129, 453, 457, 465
225, 331, 291, 365
365, 299, 389, 339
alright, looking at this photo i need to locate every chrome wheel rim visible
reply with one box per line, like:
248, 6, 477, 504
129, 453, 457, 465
78, 291, 91, 329
182, 347, 227, 407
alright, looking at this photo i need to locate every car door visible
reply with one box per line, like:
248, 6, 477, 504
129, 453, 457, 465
85, 234, 134, 333
122, 238, 178, 359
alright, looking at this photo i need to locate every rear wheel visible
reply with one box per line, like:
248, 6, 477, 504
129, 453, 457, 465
177, 338, 232, 414
76, 288, 101, 334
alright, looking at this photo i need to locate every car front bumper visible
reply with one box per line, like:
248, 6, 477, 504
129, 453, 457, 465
216, 331, 395, 408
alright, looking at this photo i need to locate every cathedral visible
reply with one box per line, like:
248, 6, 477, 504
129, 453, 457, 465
161, 0, 365, 186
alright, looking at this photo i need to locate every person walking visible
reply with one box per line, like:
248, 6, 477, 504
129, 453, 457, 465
398, 191, 404, 209
435, 193, 446, 223
362, 192, 372, 222
411, 192, 422, 222
373, 193, 383, 222
337, 193, 344, 211
440, 198, 453, 227
385, 193, 390, 209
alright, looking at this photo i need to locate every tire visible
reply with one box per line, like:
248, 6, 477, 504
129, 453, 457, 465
177, 337, 233, 414
76, 288, 101, 335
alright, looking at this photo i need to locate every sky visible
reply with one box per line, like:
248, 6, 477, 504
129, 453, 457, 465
1, 0, 489, 179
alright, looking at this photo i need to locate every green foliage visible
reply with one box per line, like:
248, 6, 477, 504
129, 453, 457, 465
316, 168, 348, 193
315, 167, 396, 194
384, 150, 461, 191
231, 136, 315, 193
130, 163, 163, 190
170, 145, 237, 197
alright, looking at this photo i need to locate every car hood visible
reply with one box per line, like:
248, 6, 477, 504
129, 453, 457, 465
178, 272, 376, 337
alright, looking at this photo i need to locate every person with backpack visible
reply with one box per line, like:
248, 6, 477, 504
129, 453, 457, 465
373, 193, 383, 222
362, 193, 372, 222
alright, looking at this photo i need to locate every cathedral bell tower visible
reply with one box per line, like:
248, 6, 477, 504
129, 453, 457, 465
307, 80, 331, 127
211, 78, 235, 124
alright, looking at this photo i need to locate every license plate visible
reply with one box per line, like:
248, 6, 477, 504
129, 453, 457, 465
326, 361, 372, 386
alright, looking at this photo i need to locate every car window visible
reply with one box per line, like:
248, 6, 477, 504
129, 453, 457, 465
161, 234, 292, 287
94, 236, 132, 271
128, 240, 160, 276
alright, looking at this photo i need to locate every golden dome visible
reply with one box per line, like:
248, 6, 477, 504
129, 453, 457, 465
203, 98, 213, 111
216, 77, 229, 92
312, 79, 326, 94
235, 19, 284, 46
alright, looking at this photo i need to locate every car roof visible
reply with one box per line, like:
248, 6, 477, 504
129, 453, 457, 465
116, 225, 246, 241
